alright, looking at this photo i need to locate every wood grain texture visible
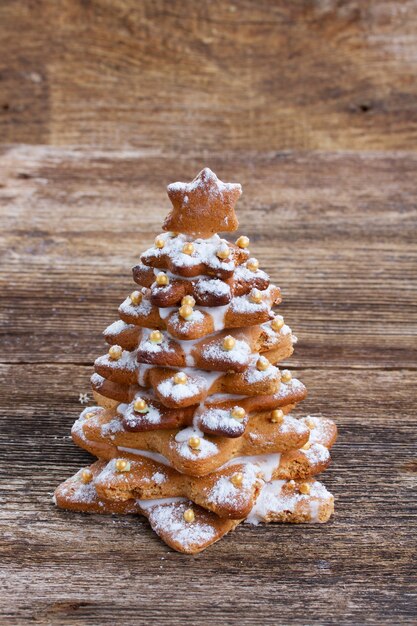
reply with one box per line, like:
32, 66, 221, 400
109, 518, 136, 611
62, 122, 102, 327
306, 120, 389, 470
1, 0, 417, 151
0, 146, 416, 625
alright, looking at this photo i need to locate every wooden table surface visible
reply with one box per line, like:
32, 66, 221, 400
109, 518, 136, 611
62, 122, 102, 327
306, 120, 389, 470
1, 2, 417, 625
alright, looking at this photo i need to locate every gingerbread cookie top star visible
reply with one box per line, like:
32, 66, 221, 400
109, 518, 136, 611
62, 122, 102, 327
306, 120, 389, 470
163, 168, 242, 238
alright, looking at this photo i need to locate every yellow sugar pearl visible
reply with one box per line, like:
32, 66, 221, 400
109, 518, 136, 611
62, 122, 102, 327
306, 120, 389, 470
256, 356, 270, 371
174, 372, 188, 385
115, 459, 131, 473
302, 441, 311, 451
223, 335, 236, 351
231, 472, 244, 487
231, 406, 246, 421
155, 236, 165, 249
270, 409, 284, 424
182, 242, 194, 255
81, 468, 93, 484
281, 369, 292, 383
306, 417, 316, 429
246, 258, 259, 272
156, 272, 169, 286
84, 411, 96, 420
181, 295, 196, 307
235, 235, 250, 249
183, 508, 195, 523
179, 304, 193, 320
149, 330, 163, 344
134, 398, 148, 413
217, 244, 230, 260
299, 482, 311, 495
188, 436, 201, 450
271, 316, 284, 331
130, 290, 143, 306
108, 345, 122, 361
250, 288, 263, 304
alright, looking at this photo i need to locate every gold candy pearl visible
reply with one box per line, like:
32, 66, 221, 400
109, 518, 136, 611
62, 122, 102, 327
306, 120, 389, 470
231, 472, 244, 487
81, 468, 93, 484
130, 290, 143, 306
271, 316, 284, 332
182, 242, 194, 255
155, 236, 165, 249
231, 406, 246, 421
115, 459, 131, 473
181, 295, 195, 307
134, 398, 148, 413
235, 235, 250, 249
149, 330, 163, 344
156, 272, 169, 286
299, 482, 311, 495
179, 304, 193, 320
174, 372, 188, 385
217, 244, 230, 260
270, 409, 284, 424
246, 258, 259, 272
302, 441, 311, 451
256, 356, 270, 371
183, 508, 195, 523
223, 335, 236, 351
188, 436, 201, 450
84, 411, 96, 420
281, 369, 292, 383
250, 288, 263, 304
108, 345, 123, 361
306, 417, 316, 429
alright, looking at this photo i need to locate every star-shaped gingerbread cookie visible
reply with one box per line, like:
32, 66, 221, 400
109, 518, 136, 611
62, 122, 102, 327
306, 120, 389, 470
163, 168, 242, 238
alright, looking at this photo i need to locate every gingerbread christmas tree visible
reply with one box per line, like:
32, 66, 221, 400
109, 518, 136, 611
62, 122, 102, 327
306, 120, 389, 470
55, 168, 336, 553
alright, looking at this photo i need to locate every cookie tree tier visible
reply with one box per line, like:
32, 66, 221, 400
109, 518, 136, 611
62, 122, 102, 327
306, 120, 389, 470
55, 168, 337, 554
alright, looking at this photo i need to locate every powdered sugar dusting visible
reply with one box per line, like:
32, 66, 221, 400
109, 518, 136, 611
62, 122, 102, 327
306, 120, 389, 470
144, 500, 218, 550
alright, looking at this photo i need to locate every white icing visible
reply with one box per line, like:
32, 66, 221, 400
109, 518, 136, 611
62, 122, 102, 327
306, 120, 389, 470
117, 447, 173, 467
223, 453, 282, 482
176, 337, 202, 367
199, 304, 229, 330
158, 306, 177, 320
137, 496, 188, 510
137, 363, 154, 387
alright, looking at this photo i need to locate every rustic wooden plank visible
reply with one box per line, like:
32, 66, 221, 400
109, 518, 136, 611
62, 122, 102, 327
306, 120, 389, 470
1, 147, 416, 369
1, 365, 416, 625
0, 1, 416, 150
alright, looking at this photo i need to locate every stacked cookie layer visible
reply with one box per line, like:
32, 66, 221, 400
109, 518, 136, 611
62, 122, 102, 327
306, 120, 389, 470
55, 168, 336, 553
